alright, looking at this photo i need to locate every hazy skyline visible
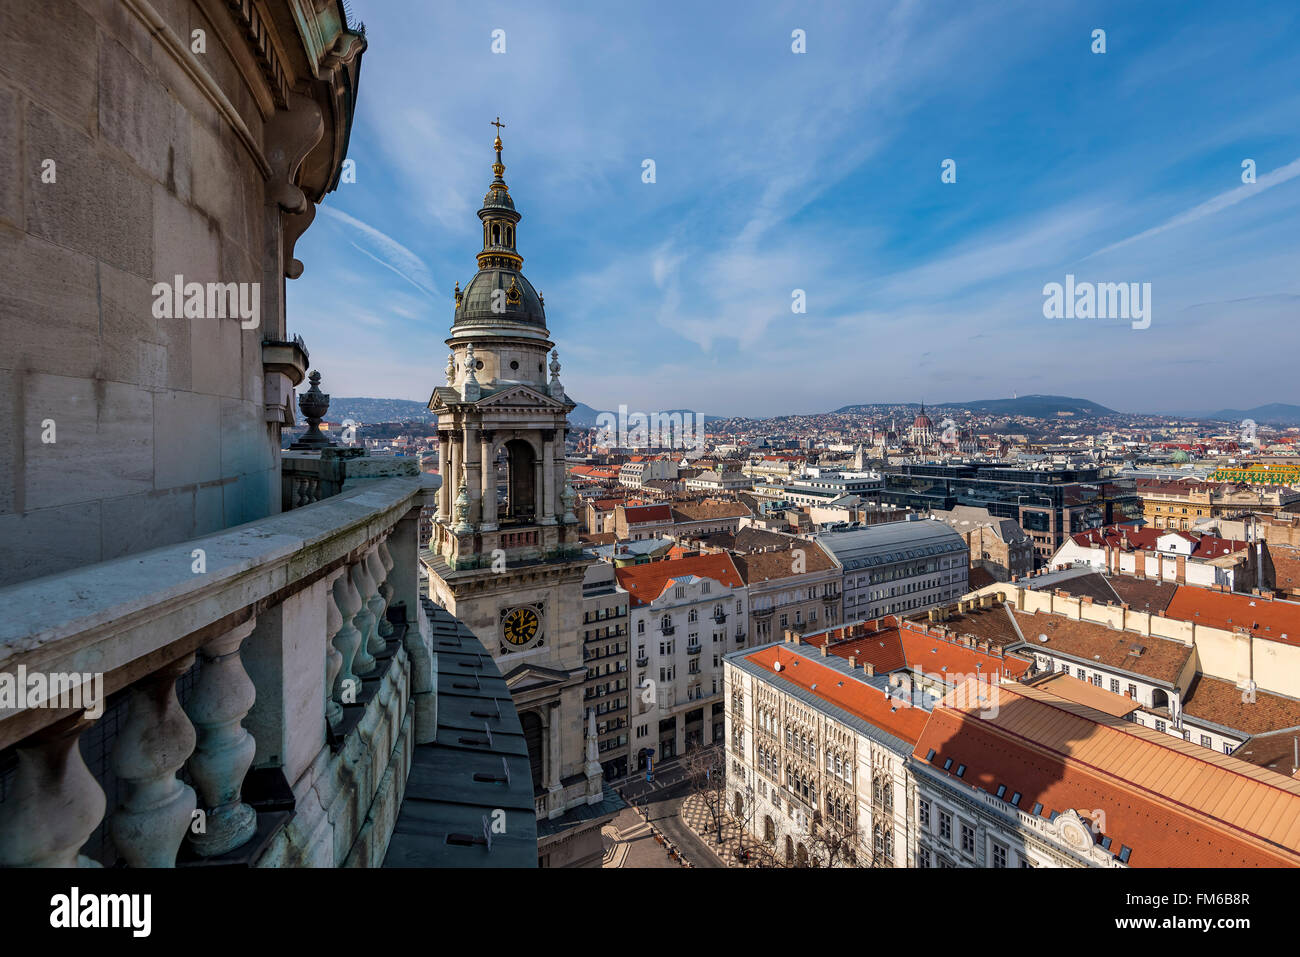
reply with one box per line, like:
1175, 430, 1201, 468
288, 0, 1300, 418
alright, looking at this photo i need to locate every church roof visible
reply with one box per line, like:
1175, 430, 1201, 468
455, 267, 546, 329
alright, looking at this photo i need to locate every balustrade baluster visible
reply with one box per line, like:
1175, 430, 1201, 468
377, 540, 396, 637
332, 567, 366, 692
349, 561, 378, 675
0, 713, 104, 867
185, 620, 258, 857
365, 547, 391, 643
109, 654, 197, 867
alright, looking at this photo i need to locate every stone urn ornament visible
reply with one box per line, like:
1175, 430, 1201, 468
293, 370, 335, 449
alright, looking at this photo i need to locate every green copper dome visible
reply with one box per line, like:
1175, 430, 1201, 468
455, 267, 546, 328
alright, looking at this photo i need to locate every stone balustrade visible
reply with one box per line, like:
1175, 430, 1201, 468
0, 474, 439, 868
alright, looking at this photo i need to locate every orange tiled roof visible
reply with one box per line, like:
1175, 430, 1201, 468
914, 680, 1300, 867
1164, 585, 1300, 646
744, 645, 929, 745
898, 620, 1032, 682
615, 553, 743, 607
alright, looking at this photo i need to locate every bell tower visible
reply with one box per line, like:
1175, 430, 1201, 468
427, 119, 581, 571
422, 122, 610, 863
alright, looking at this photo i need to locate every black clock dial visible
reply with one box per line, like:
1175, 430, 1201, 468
503, 607, 540, 646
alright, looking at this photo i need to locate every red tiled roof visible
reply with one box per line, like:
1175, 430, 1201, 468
615, 553, 743, 607
621, 503, 672, 524
898, 621, 1032, 682
799, 617, 1032, 683
1164, 585, 1300, 646
1069, 524, 1248, 558
801, 621, 909, 674
743, 645, 929, 744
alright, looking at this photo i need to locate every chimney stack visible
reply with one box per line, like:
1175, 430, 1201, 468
848, 655, 857, 669
865, 662, 875, 676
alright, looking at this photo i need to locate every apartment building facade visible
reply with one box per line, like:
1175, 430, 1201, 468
819, 519, 969, 622
581, 562, 631, 780
737, 542, 842, 644
619, 554, 748, 767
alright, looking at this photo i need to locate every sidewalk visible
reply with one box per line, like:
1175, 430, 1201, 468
679, 793, 767, 868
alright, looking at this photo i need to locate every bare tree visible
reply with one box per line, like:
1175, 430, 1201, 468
806, 811, 866, 868
686, 745, 727, 845
729, 780, 759, 857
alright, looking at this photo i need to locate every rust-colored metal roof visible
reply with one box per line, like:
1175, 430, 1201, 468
915, 679, 1300, 866
1029, 672, 1141, 718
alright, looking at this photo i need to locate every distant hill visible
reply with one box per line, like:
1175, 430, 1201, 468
1199, 403, 1300, 426
327, 397, 434, 423
567, 402, 721, 428
834, 395, 1117, 418
324, 396, 717, 428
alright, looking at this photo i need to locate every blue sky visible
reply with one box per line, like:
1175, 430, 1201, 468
288, 0, 1300, 418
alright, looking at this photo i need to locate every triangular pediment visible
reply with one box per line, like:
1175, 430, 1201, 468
428, 382, 573, 414
475, 382, 571, 411
501, 661, 573, 693
427, 386, 461, 412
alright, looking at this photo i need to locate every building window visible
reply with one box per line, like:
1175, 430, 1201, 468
1200, 734, 1212, 748
939, 810, 952, 843
960, 823, 975, 856
919, 800, 930, 830
991, 842, 1008, 868
1110, 678, 1120, 693
1155, 719, 1166, 734
1127, 683, 1137, 698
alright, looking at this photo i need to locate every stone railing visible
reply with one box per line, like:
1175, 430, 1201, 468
0, 474, 438, 868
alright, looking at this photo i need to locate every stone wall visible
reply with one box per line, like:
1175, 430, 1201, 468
0, 0, 362, 588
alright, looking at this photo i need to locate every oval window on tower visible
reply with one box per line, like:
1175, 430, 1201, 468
510, 360, 519, 371
475, 360, 484, 371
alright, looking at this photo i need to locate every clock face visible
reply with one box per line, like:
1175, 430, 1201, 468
502, 606, 541, 646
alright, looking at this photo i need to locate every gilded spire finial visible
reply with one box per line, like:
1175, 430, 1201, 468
491, 116, 505, 152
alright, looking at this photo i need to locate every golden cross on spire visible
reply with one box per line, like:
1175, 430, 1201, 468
491, 116, 505, 134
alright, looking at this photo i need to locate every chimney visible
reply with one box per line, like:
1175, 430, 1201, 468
820, 643, 828, 657
848, 655, 857, 669
865, 662, 875, 676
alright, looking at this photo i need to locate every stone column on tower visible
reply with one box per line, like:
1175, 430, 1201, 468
553, 434, 568, 522
480, 430, 497, 531
464, 422, 481, 526
541, 430, 557, 524
546, 701, 563, 818
436, 431, 451, 520
533, 451, 546, 523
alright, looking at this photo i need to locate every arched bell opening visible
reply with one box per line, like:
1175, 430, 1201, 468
505, 438, 537, 524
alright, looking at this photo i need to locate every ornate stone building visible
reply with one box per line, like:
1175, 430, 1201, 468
422, 126, 617, 866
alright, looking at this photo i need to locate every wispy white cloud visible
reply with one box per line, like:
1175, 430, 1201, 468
317, 205, 438, 297
1089, 157, 1300, 258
